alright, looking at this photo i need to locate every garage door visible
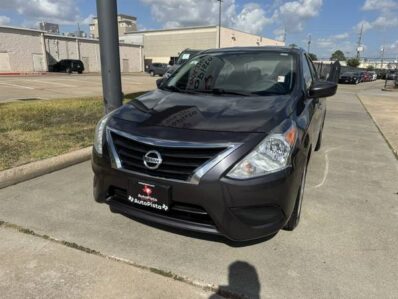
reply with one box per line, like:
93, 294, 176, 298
0, 52, 11, 72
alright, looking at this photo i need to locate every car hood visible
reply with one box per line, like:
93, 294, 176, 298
113, 89, 296, 133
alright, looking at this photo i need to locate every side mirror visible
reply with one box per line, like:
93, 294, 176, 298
310, 80, 337, 98
156, 78, 165, 88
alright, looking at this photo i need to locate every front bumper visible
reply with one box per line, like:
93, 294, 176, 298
92, 146, 306, 242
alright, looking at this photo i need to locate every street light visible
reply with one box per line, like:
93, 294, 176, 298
96, 0, 123, 114
216, 0, 222, 48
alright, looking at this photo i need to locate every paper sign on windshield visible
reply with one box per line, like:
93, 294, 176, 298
187, 56, 224, 91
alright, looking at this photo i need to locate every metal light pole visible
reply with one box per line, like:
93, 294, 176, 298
217, 0, 222, 48
96, 0, 123, 114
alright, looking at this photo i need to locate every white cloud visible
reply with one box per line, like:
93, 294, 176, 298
0, 0, 89, 25
316, 33, 349, 48
141, 0, 272, 34
275, 0, 323, 32
0, 15, 11, 25
362, 0, 398, 11
356, 16, 398, 32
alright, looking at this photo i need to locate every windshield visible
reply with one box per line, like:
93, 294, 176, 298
164, 51, 296, 96
176, 52, 198, 65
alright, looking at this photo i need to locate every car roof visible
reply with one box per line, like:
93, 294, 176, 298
202, 46, 304, 55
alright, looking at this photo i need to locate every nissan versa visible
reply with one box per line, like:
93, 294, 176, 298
92, 47, 337, 241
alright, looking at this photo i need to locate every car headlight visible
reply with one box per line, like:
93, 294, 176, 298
227, 121, 297, 179
94, 112, 114, 155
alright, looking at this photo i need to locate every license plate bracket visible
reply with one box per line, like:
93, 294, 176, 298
127, 180, 170, 212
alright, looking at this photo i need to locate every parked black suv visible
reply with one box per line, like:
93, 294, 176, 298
147, 63, 168, 77
339, 72, 361, 84
92, 47, 337, 242
49, 59, 85, 74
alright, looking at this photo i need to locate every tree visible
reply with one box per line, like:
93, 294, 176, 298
366, 65, 375, 71
330, 50, 346, 61
289, 43, 298, 48
347, 58, 360, 68
308, 53, 318, 61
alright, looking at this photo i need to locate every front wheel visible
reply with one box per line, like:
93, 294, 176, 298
284, 161, 308, 231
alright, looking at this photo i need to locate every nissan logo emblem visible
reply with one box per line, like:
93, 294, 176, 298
143, 150, 163, 170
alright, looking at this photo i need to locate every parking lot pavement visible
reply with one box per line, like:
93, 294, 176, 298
0, 73, 157, 103
0, 86, 397, 298
0, 227, 216, 299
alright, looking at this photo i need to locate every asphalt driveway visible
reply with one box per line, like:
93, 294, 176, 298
0, 86, 397, 298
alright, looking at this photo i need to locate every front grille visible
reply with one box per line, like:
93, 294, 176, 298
109, 131, 227, 181
111, 187, 216, 226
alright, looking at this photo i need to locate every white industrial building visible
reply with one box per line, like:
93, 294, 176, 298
120, 25, 285, 64
0, 25, 144, 73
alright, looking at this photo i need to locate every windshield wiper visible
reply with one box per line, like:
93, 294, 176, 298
204, 88, 253, 96
162, 85, 183, 93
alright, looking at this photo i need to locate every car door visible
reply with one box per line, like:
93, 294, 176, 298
302, 54, 322, 146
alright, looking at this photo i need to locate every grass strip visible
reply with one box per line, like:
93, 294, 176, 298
0, 93, 145, 170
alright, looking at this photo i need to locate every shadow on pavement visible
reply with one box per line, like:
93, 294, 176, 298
209, 261, 260, 299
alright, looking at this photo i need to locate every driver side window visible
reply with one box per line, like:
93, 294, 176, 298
303, 56, 313, 90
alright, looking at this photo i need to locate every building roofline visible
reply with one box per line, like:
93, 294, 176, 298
123, 25, 282, 43
92, 14, 137, 21
0, 25, 45, 34
124, 25, 218, 35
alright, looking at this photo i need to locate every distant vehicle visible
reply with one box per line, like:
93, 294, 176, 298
339, 72, 361, 84
368, 71, 377, 81
49, 59, 84, 74
386, 70, 397, 80
359, 71, 371, 82
147, 63, 168, 77
163, 49, 203, 78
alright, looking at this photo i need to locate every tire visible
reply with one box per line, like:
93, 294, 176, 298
150, 71, 155, 77
78, 70, 83, 74
284, 160, 308, 231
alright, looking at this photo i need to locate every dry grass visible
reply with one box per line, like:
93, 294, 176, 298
0, 93, 145, 171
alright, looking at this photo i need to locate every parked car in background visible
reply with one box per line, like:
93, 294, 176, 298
369, 71, 377, 81
359, 71, 371, 82
49, 59, 84, 74
147, 63, 168, 77
386, 70, 397, 80
163, 49, 203, 78
339, 72, 361, 84
92, 46, 338, 241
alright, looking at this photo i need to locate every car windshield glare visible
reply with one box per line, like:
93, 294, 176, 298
164, 52, 296, 96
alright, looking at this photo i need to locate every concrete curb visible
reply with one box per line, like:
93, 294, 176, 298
0, 147, 92, 189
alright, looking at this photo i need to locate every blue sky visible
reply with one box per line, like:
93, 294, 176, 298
0, 0, 397, 59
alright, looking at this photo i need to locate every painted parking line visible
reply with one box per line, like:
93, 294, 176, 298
0, 82, 35, 90
23, 79, 77, 88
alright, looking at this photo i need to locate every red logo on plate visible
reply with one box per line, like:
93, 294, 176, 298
142, 185, 153, 196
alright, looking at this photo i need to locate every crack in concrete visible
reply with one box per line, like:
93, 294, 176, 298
0, 220, 248, 299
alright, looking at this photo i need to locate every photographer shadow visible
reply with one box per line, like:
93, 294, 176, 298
209, 261, 260, 299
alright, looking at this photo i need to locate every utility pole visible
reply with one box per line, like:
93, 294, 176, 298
217, 0, 222, 48
380, 45, 385, 69
77, 23, 81, 37
356, 24, 363, 59
307, 34, 311, 53
96, 0, 123, 114
282, 27, 287, 44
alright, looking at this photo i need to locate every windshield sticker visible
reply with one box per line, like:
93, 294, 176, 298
187, 56, 224, 91
278, 76, 286, 83
182, 53, 191, 60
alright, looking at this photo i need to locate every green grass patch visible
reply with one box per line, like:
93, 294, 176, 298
0, 92, 145, 171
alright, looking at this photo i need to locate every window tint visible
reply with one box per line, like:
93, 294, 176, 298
303, 56, 313, 90
306, 56, 318, 80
